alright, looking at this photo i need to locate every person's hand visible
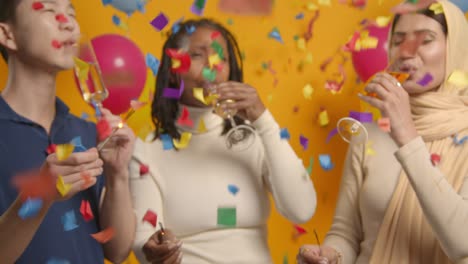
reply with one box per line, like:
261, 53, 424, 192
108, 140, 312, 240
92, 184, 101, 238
44, 148, 103, 201
142, 229, 183, 264
98, 107, 136, 181
214, 81, 266, 122
296, 245, 339, 264
359, 72, 419, 147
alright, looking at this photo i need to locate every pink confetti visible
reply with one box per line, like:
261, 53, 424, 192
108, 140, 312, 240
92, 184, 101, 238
51, 40, 62, 49
55, 14, 68, 23
32, 2, 44, 10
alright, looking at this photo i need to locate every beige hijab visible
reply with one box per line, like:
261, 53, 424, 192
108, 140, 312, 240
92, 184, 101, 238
370, 1, 468, 264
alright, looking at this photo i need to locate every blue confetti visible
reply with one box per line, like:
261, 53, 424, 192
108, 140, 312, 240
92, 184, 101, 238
71, 136, 87, 152
146, 53, 160, 76
62, 210, 79, 232
453, 134, 468, 145
18, 198, 43, 220
280, 128, 290, 140
318, 154, 334, 171
112, 15, 121, 26
101, 0, 112, 5
268, 27, 284, 44
137, 0, 146, 13
295, 12, 304, 20
160, 134, 174, 150
186, 25, 196, 35
227, 184, 239, 195
172, 17, 184, 34
80, 112, 89, 120
46, 258, 71, 264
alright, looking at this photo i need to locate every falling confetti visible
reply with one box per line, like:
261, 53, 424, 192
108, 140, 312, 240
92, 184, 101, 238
143, 210, 158, 227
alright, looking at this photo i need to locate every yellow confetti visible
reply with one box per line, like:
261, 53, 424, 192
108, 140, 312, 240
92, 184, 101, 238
305, 52, 313, 64
303, 84, 314, 99
197, 118, 207, 133
56, 175, 72, 197
172, 59, 181, 69
56, 144, 75, 161
355, 31, 379, 50
305, 3, 319, 10
297, 38, 306, 51
267, 94, 273, 103
366, 141, 376, 156
193, 88, 218, 105
447, 70, 468, 87
429, 3, 444, 15
173, 132, 192, 149
318, 110, 329, 127
74, 57, 90, 81
318, 0, 331, 6
209, 54, 221, 69
376, 16, 391, 27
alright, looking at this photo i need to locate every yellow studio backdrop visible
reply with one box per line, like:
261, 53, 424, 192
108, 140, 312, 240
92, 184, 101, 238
0, 0, 405, 263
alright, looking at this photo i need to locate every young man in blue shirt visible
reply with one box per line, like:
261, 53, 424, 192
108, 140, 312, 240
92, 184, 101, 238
0, 0, 136, 263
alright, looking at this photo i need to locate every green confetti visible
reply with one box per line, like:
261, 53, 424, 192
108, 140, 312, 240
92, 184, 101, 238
283, 253, 288, 264
306, 157, 313, 175
227, 18, 233, 25
211, 41, 224, 60
261, 62, 269, 70
202, 67, 217, 82
217, 206, 236, 227
293, 35, 300, 41
195, 0, 206, 10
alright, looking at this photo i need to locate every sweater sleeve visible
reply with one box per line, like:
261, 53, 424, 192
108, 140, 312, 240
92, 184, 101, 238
394, 136, 468, 262
129, 139, 165, 264
252, 110, 317, 224
323, 139, 365, 264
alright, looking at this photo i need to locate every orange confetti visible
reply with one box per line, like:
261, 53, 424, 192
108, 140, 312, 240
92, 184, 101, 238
12, 170, 56, 201
91, 227, 115, 244
377, 118, 391, 132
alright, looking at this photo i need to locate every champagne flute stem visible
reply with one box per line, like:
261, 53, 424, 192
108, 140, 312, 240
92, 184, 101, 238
97, 126, 120, 151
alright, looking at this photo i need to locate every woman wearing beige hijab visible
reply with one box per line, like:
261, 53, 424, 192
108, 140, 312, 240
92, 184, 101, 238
297, 0, 468, 263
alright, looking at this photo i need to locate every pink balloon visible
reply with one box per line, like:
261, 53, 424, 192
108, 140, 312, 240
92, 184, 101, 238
74, 34, 147, 114
351, 24, 390, 82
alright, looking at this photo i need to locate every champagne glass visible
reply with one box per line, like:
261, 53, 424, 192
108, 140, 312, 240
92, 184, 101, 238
74, 34, 109, 111
206, 84, 256, 151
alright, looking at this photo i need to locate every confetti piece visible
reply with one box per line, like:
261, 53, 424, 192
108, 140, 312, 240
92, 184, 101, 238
302, 84, 314, 99
32, 2, 44, 10
453, 134, 468, 145
294, 224, 307, 235
139, 164, 150, 176
349, 111, 373, 123
227, 184, 239, 195
55, 14, 68, 23
51, 40, 62, 49
299, 134, 309, 150
376, 16, 391, 27
297, 38, 306, 51
417, 73, 433, 86
306, 3, 319, 10
112, 15, 121, 26
163, 80, 185, 99
186, 25, 196, 35
280, 128, 291, 140
318, 0, 331, 6
161, 134, 174, 150
197, 118, 207, 133
191, 0, 207, 16
377, 118, 391, 132
150, 12, 169, 31
96, 118, 112, 141
62, 210, 78, 231
318, 110, 329, 127
91, 227, 115, 243
81, 172, 94, 189
193, 88, 217, 105
177, 106, 194, 127
143, 210, 157, 227
146, 53, 160, 76
217, 206, 236, 227
209, 54, 221, 69
295, 12, 304, 19
226, 18, 233, 25
171, 17, 183, 34
80, 200, 94, 222
12, 170, 56, 201
56, 144, 75, 161
166, 49, 191, 73
46, 258, 71, 264
429, 2, 443, 14
202, 68, 217, 82
306, 157, 313, 175
211, 41, 225, 60
70, 136, 87, 152
304, 11, 320, 42
447, 70, 468, 87
47, 144, 57, 155
326, 128, 338, 143
80, 112, 90, 120
431, 153, 441, 166
305, 53, 313, 64
74, 57, 90, 81
56, 175, 72, 197
18, 198, 43, 220
173, 132, 192, 149
319, 154, 333, 171
268, 27, 284, 44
